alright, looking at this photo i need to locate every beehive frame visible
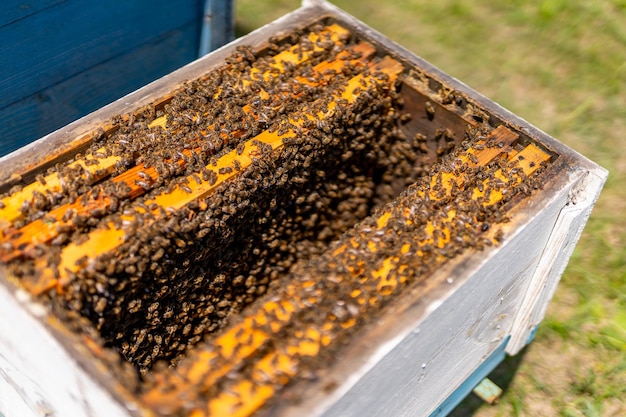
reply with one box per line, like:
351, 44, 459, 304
0, 1, 606, 416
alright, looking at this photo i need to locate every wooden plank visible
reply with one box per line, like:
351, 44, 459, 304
398, 77, 471, 163
506, 170, 607, 355
0, 282, 134, 417
0, 0, 201, 110
199, 0, 234, 54
472, 378, 503, 405
0, 21, 200, 158
0, 0, 67, 29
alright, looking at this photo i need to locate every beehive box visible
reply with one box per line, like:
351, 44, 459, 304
0, 1, 607, 416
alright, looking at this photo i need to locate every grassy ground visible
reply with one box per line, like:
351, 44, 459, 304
235, 1, 626, 416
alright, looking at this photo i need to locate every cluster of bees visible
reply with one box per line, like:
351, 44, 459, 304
140, 127, 550, 416
0, 19, 553, 415
0, 22, 442, 379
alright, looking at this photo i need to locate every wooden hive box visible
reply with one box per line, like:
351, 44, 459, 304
0, 1, 607, 416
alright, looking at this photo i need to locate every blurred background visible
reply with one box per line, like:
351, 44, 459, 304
233, 1, 626, 416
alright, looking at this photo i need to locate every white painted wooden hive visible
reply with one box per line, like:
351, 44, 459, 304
0, 1, 607, 416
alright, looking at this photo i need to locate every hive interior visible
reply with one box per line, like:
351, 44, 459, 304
0, 18, 552, 413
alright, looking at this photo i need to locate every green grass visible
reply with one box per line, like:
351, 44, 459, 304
236, 1, 626, 415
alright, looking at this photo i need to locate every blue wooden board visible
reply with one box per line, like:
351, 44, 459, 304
199, 0, 234, 55
0, 0, 201, 110
429, 337, 510, 417
0, 23, 199, 157
0, 0, 204, 157
0, 0, 67, 29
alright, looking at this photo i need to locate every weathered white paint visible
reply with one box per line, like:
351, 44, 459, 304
506, 170, 607, 355
0, 284, 133, 417
0, 352, 51, 417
